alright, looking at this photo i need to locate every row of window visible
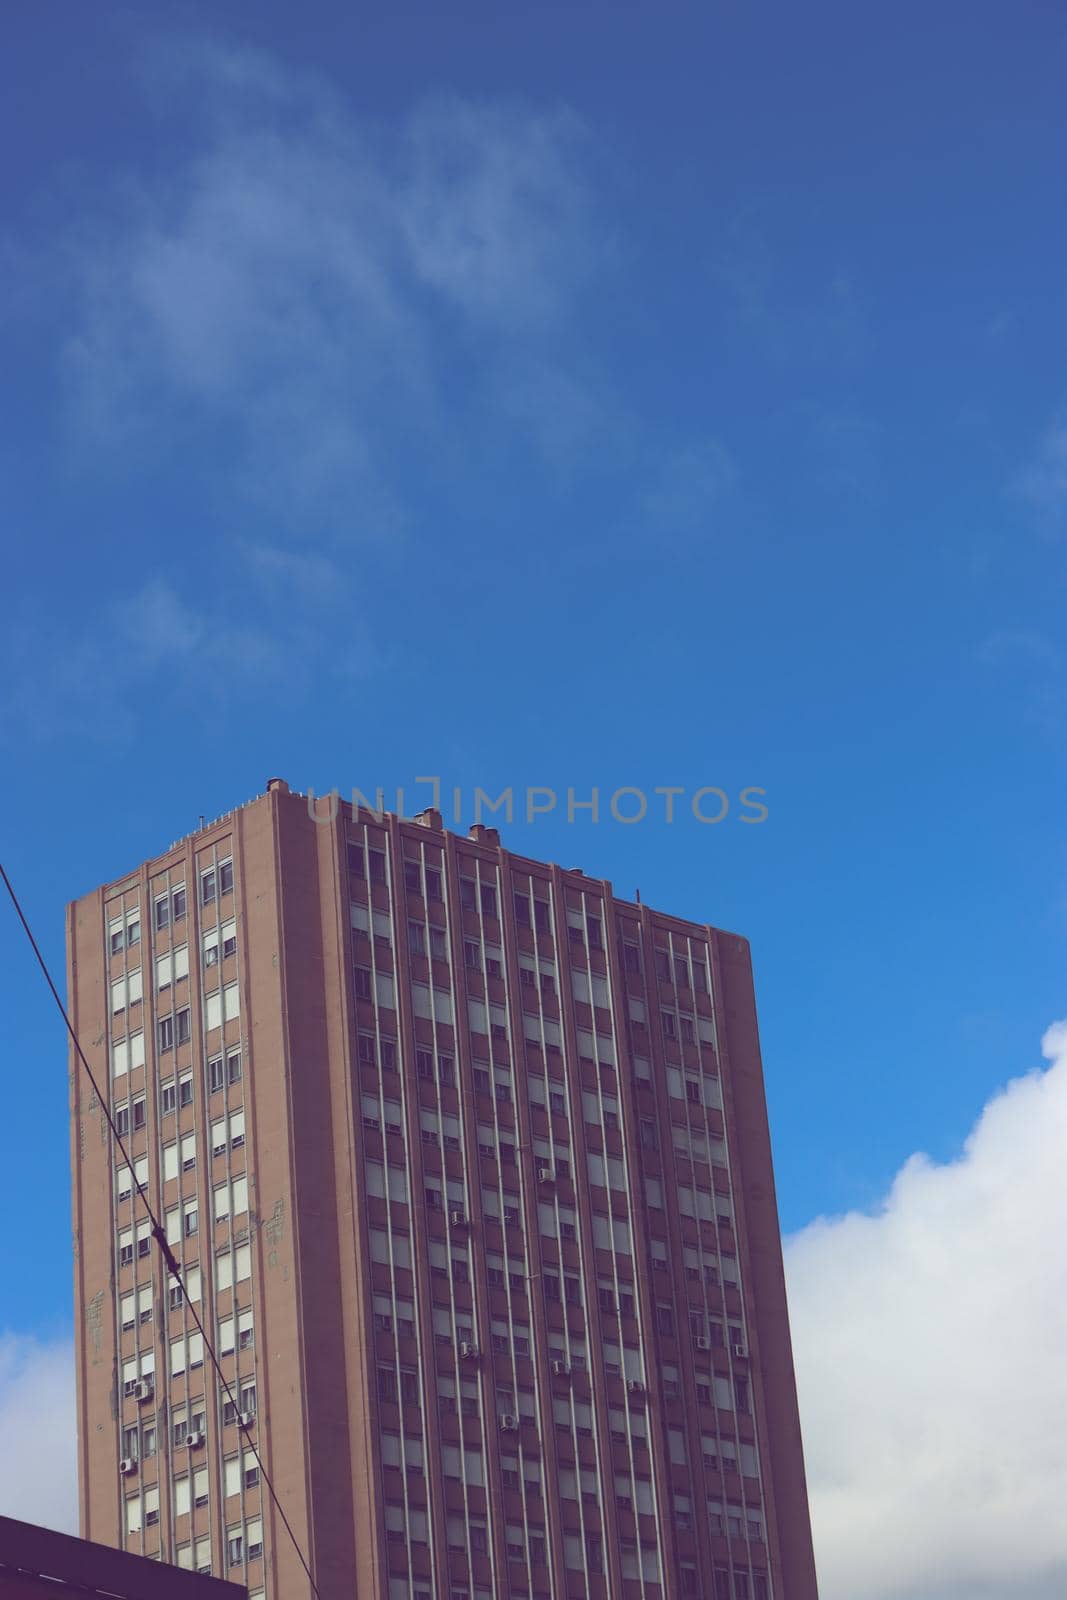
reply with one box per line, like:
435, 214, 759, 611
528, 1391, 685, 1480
119, 1245, 250, 1333
111, 858, 233, 962
119, 1356, 257, 1426
126, 1496, 260, 1567
113, 1049, 243, 1136
360, 917, 714, 1036
112, 923, 239, 1017
112, 992, 240, 1089
351, 842, 714, 980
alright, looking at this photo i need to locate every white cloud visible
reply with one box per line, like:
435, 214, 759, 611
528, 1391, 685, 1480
0, 573, 326, 744
1017, 414, 1067, 534
60, 47, 602, 536
978, 629, 1060, 671
0, 1332, 76, 1533
786, 1019, 1067, 1600
640, 439, 735, 540
977, 629, 1065, 739
808, 411, 884, 500
713, 210, 867, 366
399, 98, 594, 326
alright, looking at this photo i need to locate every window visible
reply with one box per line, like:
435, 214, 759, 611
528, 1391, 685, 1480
214, 1176, 249, 1224
223, 1381, 256, 1426
116, 1156, 148, 1204
156, 946, 189, 992
354, 967, 372, 1002
204, 921, 236, 968
179, 1073, 193, 1108
206, 983, 241, 1031
227, 1049, 242, 1084
219, 860, 234, 895
201, 869, 217, 906
155, 893, 170, 931
159, 1016, 174, 1052
170, 1331, 204, 1377
173, 885, 187, 921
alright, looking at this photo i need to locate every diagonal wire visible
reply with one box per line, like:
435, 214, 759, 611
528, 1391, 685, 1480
1, 862, 320, 1599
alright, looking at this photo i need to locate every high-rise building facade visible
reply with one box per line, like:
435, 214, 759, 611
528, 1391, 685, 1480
69, 780, 818, 1600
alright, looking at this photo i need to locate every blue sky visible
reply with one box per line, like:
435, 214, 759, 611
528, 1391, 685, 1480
3, 5, 1067, 1592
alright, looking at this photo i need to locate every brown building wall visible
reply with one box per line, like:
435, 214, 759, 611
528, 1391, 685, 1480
715, 937, 820, 1598
69, 783, 818, 1600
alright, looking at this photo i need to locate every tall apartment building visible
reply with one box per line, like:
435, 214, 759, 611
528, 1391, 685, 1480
69, 780, 818, 1600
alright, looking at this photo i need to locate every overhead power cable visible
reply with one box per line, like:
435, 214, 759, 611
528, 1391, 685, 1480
1, 862, 321, 1600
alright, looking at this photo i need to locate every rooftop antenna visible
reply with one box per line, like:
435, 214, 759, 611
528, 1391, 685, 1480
635, 888, 641, 903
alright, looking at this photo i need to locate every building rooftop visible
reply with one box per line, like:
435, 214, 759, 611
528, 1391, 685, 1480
0, 1514, 246, 1599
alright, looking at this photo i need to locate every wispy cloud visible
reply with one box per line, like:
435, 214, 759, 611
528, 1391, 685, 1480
788, 1019, 1067, 1600
713, 210, 868, 367
978, 628, 1065, 739
808, 410, 885, 500
5, 40, 620, 741
0, 570, 382, 745
640, 439, 736, 542
0, 1332, 76, 1533
60, 46, 604, 538
979, 628, 1060, 672
1016, 413, 1067, 535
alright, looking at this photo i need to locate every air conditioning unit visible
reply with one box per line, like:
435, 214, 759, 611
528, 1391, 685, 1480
239, 1410, 255, 1428
185, 1429, 205, 1449
551, 1360, 571, 1377
537, 1164, 555, 1183
448, 1208, 467, 1226
695, 1336, 711, 1351
627, 1379, 645, 1395
119, 1457, 137, 1476
133, 1379, 154, 1402
732, 1342, 747, 1359
458, 1341, 480, 1361
499, 1413, 518, 1430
